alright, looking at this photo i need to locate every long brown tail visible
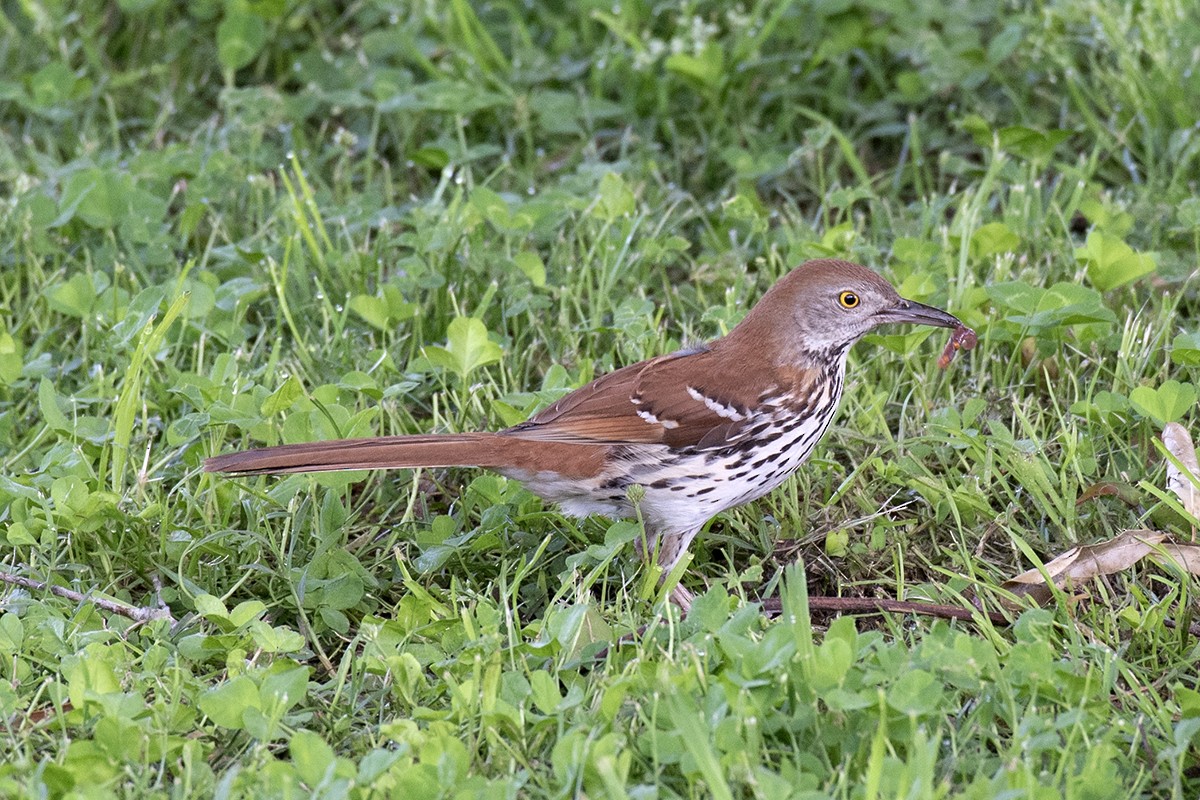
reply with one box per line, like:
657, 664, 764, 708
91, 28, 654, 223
204, 433, 509, 475
204, 432, 609, 478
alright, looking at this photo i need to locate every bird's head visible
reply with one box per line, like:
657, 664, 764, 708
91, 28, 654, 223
726, 259, 962, 362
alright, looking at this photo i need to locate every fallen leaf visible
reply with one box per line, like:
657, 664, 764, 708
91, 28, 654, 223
1163, 422, 1200, 520
1001, 529, 1200, 606
1075, 481, 1140, 507
26, 701, 73, 726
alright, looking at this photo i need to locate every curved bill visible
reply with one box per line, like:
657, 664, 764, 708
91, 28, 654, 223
876, 298, 961, 329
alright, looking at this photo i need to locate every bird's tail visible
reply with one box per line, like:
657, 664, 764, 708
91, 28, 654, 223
204, 433, 512, 475
204, 432, 609, 479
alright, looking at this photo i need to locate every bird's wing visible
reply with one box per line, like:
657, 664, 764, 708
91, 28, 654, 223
502, 347, 772, 450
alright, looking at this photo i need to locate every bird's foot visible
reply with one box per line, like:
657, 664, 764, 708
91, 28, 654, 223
669, 583, 693, 614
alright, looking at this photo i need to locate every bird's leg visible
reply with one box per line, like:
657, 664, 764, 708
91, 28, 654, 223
652, 524, 703, 613
632, 522, 658, 562
669, 583, 695, 612
627, 505, 699, 612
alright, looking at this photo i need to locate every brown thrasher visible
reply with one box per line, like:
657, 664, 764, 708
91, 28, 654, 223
206, 259, 965, 608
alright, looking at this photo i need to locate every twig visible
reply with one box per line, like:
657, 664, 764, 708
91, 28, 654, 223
761, 594, 1011, 625
1161, 617, 1200, 638
768, 595, 1200, 639
150, 573, 171, 616
0, 570, 175, 623
585, 595, 1010, 662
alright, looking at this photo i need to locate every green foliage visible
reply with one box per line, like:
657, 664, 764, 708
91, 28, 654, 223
423, 317, 505, 380
2, 0, 1200, 796
1172, 333, 1200, 367
1129, 381, 1198, 425
1076, 231, 1157, 292
985, 282, 1117, 337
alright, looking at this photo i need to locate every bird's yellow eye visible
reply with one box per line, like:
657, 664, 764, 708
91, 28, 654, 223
838, 291, 860, 309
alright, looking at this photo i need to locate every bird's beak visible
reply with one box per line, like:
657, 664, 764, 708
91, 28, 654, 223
876, 298, 961, 329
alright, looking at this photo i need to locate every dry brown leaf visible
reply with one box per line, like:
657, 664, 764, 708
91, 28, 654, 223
1075, 481, 1140, 507
1163, 422, 1200, 520
1001, 529, 1200, 607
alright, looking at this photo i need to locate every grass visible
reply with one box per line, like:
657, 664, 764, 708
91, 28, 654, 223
2, 0, 1200, 796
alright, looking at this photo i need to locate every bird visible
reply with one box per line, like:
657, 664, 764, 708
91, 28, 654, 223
206, 259, 966, 609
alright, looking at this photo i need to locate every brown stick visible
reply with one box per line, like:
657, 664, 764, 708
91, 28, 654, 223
0, 570, 175, 623
1162, 617, 1200, 639
760, 594, 1011, 625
